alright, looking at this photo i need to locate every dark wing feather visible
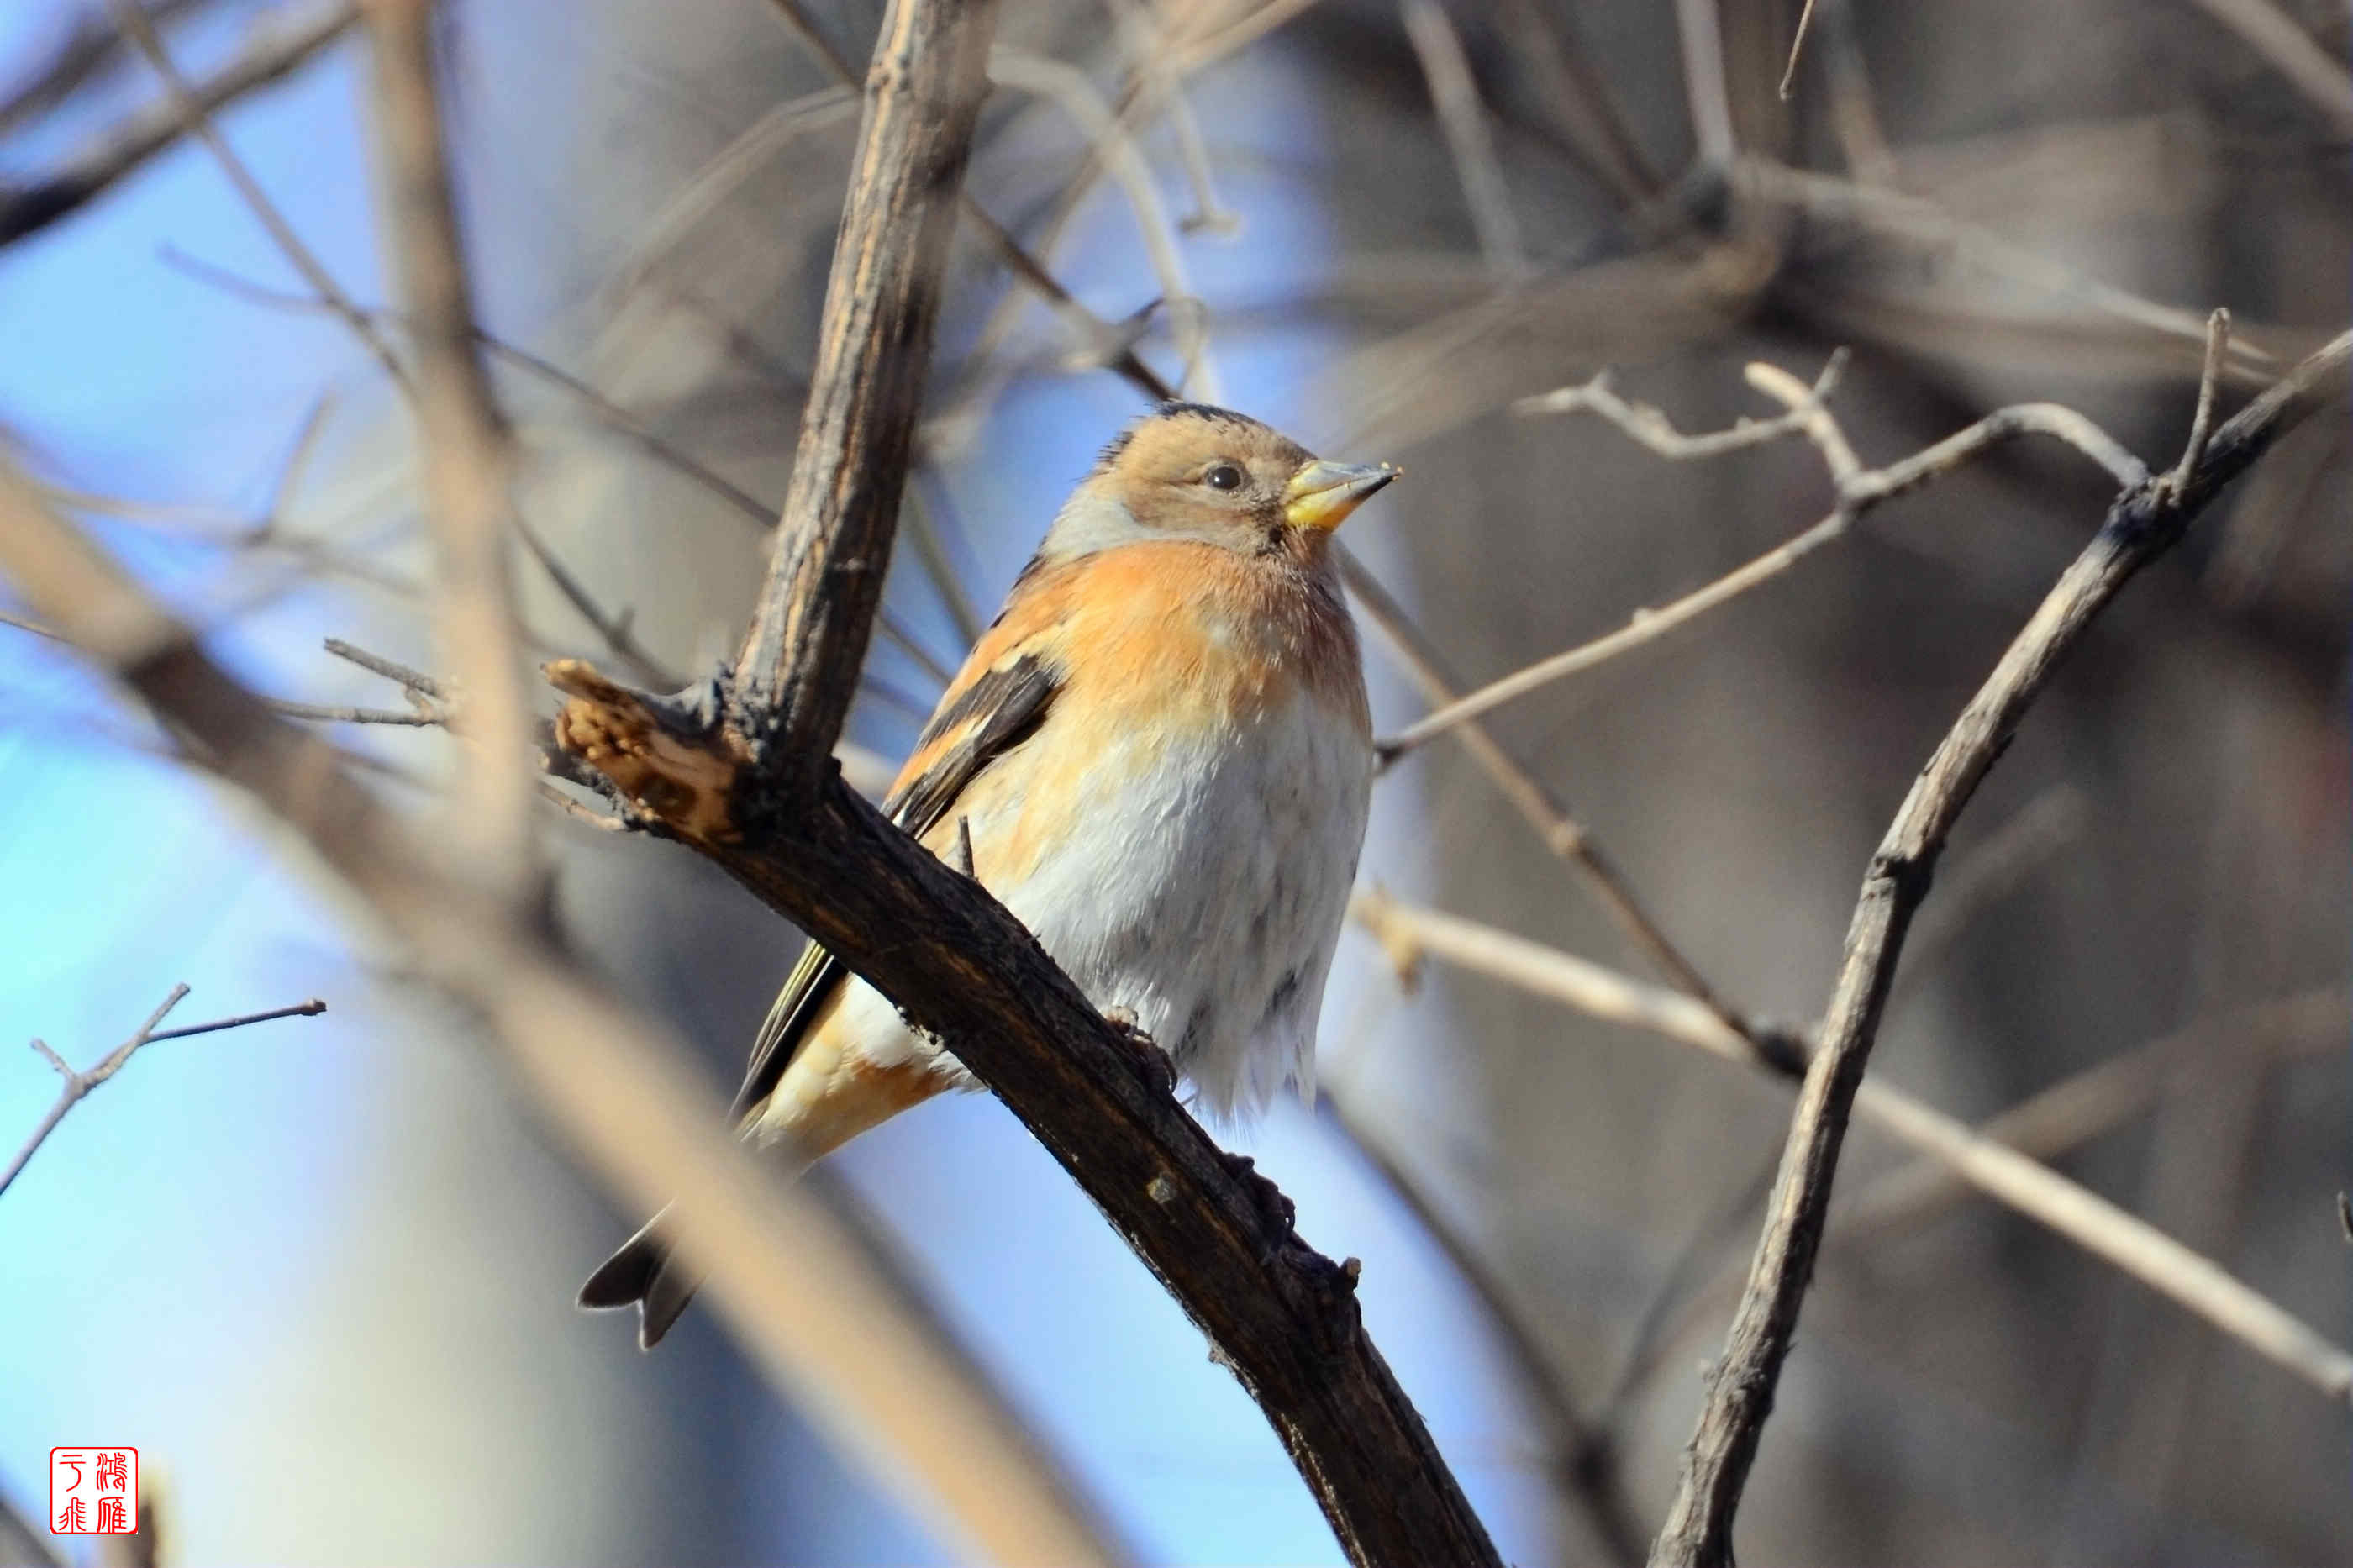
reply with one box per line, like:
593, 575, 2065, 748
726, 652, 1060, 1120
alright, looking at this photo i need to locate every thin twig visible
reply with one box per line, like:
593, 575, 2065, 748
512, 513, 682, 691
1654, 329, 2353, 1566
160, 246, 961, 684
1778, 0, 1819, 100
988, 49, 1216, 399
3, 987, 325, 1199
761, 0, 1175, 403
1320, 1087, 1647, 1568
0, 0, 355, 249
0, 0, 213, 135
267, 698, 442, 726
1738, 158, 2277, 367
1382, 356, 2150, 760
1338, 546, 1754, 1028
110, 1, 405, 389
2167, 310, 2231, 495
323, 635, 445, 698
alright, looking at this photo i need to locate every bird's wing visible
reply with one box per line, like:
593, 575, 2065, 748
727, 596, 1068, 1122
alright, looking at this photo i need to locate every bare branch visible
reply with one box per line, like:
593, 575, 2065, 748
731, 0, 1001, 753
360, 0, 539, 895
323, 635, 445, 699
1338, 547, 1753, 1028
0, 1, 355, 250
1401, 0, 1529, 283
1382, 357, 2148, 760
2166, 308, 2231, 496
4, 986, 325, 1200
1350, 890, 2353, 1413
1612, 987, 2350, 1412
987, 48, 1215, 398
1840, 987, 2350, 1241
543, 6, 1505, 1555
111, 1, 404, 389
1322, 1087, 1647, 1568
268, 697, 442, 726
1778, 0, 1819, 100
0, 0, 213, 134
761, 0, 1176, 403
1493, 0, 1663, 208
1673, 0, 1737, 166
0, 461, 1121, 1568
1739, 158, 2278, 367
1654, 328, 2353, 1565
2185, 0, 2353, 139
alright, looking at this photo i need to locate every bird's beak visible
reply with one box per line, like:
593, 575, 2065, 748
1282, 459, 1399, 532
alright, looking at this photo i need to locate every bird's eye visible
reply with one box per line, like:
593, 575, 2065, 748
1203, 463, 1245, 492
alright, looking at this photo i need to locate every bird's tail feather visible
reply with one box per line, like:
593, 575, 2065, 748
578, 1207, 704, 1349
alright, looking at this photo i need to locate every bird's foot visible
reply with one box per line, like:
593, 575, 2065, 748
1103, 1007, 1178, 1099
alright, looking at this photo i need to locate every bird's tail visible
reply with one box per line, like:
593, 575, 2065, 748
578, 1207, 704, 1349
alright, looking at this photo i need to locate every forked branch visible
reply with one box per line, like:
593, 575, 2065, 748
1652, 324, 2352, 1565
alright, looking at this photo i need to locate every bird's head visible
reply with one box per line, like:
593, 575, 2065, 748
1041, 402, 1398, 563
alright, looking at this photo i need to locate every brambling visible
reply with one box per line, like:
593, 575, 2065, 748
582, 402, 1397, 1345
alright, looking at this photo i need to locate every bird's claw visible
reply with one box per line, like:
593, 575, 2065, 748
1103, 1007, 1178, 1098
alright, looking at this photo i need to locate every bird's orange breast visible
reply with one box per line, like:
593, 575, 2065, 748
894, 539, 1368, 887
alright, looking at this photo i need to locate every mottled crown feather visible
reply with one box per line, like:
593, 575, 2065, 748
1093, 400, 1282, 474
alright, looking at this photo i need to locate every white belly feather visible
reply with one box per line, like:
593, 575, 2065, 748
831, 687, 1372, 1122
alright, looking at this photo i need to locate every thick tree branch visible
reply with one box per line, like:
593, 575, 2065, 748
549, 665, 1500, 1568
1651, 324, 2353, 1566
0, 465, 1119, 1568
731, 0, 1000, 745
547, 2, 1500, 1559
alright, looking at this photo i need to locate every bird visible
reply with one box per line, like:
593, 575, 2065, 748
579, 401, 1398, 1346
